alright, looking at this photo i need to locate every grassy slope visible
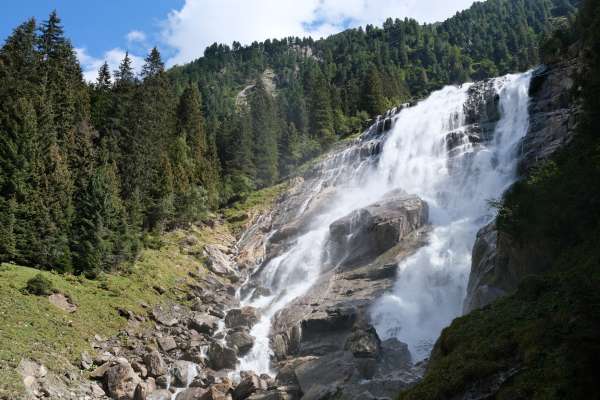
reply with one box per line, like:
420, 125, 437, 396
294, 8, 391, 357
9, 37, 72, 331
0, 184, 286, 398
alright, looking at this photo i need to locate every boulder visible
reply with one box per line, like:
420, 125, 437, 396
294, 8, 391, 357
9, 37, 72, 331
328, 190, 428, 267
104, 358, 141, 400
133, 383, 147, 400
171, 360, 197, 388
225, 307, 260, 329
147, 389, 172, 400
233, 372, 261, 400
157, 336, 177, 352
294, 351, 361, 400
189, 312, 219, 335
80, 351, 93, 370
208, 342, 238, 370
204, 244, 236, 276
199, 383, 232, 400
175, 387, 208, 400
151, 304, 181, 327
226, 331, 255, 356
344, 325, 381, 358
377, 338, 412, 372
144, 351, 167, 377
48, 293, 77, 313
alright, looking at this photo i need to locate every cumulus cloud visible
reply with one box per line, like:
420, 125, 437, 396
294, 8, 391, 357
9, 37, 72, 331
126, 30, 147, 44
161, 0, 476, 66
76, 47, 144, 83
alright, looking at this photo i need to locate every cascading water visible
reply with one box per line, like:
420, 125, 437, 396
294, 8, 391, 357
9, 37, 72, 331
238, 71, 532, 374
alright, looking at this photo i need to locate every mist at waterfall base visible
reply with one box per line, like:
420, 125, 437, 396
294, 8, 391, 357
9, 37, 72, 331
237, 72, 532, 374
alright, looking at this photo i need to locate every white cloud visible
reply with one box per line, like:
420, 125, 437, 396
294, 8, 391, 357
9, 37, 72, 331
161, 0, 477, 67
76, 47, 144, 83
126, 30, 147, 44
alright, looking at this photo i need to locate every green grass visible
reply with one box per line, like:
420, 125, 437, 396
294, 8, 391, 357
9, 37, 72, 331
0, 180, 282, 398
222, 182, 287, 232
0, 224, 225, 398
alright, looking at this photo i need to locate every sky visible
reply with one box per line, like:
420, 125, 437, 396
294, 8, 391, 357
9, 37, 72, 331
1, 0, 477, 82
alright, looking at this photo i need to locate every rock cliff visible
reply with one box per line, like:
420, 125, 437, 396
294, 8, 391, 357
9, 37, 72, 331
463, 59, 580, 313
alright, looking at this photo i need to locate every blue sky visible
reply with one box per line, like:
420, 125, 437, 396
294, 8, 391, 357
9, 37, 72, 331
1, 1, 476, 81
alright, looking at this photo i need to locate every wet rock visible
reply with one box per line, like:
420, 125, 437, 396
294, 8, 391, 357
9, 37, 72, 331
275, 357, 317, 386
344, 325, 381, 358
328, 189, 428, 267
144, 351, 167, 377
208, 342, 238, 370
175, 387, 209, 400
155, 375, 170, 389
104, 358, 141, 400
377, 338, 412, 372
226, 331, 255, 356
157, 336, 177, 352
294, 351, 361, 400
301, 306, 356, 336
133, 383, 147, 400
189, 312, 219, 335
200, 383, 233, 400
224, 307, 260, 329
232, 372, 261, 400
171, 360, 196, 388
182, 348, 207, 365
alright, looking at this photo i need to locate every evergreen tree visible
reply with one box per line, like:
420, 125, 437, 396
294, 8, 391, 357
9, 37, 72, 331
308, 68, 335, 148
361, 65, 385, 116
249, 79, 279, 187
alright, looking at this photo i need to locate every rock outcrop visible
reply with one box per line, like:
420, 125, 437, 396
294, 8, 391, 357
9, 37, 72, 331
463, 60, 580, 313
327, 189, 428, 267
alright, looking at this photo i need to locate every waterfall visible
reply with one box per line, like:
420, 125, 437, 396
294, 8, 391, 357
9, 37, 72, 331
371, 72, 532, 359
238, 71, 532, 374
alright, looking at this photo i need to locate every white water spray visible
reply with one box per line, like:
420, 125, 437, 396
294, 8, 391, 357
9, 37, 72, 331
238, 72, 532, 373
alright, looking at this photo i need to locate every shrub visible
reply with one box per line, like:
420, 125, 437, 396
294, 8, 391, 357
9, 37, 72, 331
24, 273, 55, 296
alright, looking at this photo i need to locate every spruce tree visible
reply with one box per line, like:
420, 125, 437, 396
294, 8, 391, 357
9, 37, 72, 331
362, 65, 385, 116
250, 79, 279, 187
308, 68, 335, 148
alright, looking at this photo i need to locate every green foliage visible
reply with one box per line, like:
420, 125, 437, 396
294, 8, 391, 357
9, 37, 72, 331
24, 273, 55, 295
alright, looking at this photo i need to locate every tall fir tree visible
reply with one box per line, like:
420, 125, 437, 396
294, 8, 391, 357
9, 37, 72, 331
250, 79, 279, 187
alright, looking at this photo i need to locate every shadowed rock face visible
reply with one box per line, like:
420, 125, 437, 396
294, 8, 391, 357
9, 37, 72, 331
463, 60, 579, 314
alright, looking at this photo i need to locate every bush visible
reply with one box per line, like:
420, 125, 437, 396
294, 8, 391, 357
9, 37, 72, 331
24, 273, 55, 296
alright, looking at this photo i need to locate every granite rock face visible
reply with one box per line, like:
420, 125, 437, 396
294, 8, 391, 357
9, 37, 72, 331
463, 60, 580, 313
327, 189, 429, 268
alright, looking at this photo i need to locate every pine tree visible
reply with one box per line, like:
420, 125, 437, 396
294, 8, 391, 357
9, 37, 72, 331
308, 68, 335, 148
114, 52, 135, 87
71, 162, 126, 275
141, 47, 164, 80
176, 82, 219, 208
362, 65, 385, 116
250, 79, 279, 187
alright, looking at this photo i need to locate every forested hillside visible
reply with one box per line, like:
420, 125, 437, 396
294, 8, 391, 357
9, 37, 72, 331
0, 0, 578, 276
